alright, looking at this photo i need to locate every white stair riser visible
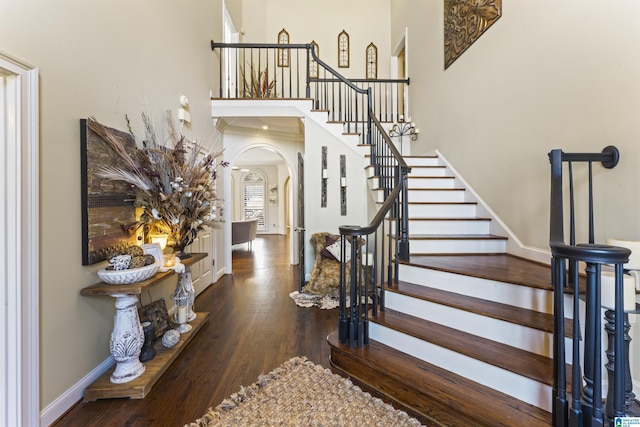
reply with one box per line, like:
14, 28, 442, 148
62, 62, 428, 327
398, 264, 583, 318
384, 292, 568, 361
408, 238, 506, 254
408, 167, 448, 177
408, 190, 466, 203
404, 157, 441, 167
366, 167, 376, 179
367, 177, 380, 190
408, 203, 476, 218
356, 145, 372, 156
399, 264, 552, 314
408, 177, 456, 189
369, 323, 554, 412
398, 219, 491, 234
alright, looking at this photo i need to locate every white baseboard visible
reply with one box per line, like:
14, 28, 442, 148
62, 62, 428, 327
216, 267, 225, 281
40, 356, 114, 426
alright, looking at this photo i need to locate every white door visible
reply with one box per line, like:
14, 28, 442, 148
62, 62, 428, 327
188, 228, 213, 295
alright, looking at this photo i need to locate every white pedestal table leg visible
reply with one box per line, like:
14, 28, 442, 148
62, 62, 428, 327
109, 293, 145, 384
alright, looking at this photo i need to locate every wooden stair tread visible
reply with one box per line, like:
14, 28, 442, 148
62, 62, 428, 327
389, 281, 572, 335
404, 217, 492, 221
372, 308, 564, 387
408, 175, 455, 179
407, 188, 466, 191
405, 254, 552, 290
406, 201, 478, 205
328, 331, 552, 427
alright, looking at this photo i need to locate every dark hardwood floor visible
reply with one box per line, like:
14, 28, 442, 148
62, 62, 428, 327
54, 235, 336, 427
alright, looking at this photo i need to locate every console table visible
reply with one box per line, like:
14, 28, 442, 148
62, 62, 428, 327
81, 253, 208, 401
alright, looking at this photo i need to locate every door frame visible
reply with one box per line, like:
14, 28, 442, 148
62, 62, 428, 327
390, 27, 409, 118
0, 51, 40, 427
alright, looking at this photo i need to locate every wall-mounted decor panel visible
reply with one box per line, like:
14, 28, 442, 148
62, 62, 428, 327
340, 155, 346, 216
338, 30, 350, 68
444, 0, 501, 69
80, 119, 139, 265
278, 28, 290, 67
321, 146, 328, 207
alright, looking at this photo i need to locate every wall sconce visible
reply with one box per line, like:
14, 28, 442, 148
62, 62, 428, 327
390, 115, 419, 155
178, 95, 190, 124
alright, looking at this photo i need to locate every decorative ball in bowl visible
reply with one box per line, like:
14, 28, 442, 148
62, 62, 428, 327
98, 263, 160, 285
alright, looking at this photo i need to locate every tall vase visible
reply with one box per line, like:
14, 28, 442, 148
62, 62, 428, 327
171, 233, 194, 259
139, 321, 156, 362
172, 243, 192, 260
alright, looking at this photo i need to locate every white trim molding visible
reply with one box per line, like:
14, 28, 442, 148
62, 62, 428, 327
40, 357, 114, 426
0, 51, 40, 427
435, 149, 551, 265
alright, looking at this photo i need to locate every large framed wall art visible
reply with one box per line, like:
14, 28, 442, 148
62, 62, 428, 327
80, 118, 139, 265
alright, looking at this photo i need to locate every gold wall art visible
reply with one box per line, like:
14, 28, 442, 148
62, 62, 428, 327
444, 0, 502, 69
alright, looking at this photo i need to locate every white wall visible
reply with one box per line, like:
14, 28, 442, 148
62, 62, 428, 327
302, 118, 369, 275
390, 0, 640, 392
242, 0, 392, 79
0, 0, 228, 417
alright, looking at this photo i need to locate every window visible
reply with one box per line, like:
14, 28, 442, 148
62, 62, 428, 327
242, 171, 266, 230
366, 42, 378, 79
338, 30, 349, 68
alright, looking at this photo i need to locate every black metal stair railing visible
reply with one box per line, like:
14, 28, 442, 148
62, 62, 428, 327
549, 146, 632, 427
210, 41, 409, 128
338, 111, 410, 348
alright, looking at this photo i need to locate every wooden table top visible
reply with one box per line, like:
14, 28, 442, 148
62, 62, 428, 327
81, 253, 207, 296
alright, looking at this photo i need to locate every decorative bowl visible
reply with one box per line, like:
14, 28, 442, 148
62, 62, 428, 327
97, 263, 160, 285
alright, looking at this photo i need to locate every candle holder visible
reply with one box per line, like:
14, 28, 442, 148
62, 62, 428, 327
174, 305, 192, 334
171, 272, 193, 334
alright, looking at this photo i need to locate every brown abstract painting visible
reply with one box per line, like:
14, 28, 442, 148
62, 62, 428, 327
444, 0, 502, 69
80, 119, 140, 265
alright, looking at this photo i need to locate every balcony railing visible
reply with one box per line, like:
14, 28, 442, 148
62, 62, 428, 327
210, 41, 409, 131
338, 110, 410, 348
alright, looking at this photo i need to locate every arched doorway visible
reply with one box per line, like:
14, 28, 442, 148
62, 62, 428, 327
223, 143, 299, 274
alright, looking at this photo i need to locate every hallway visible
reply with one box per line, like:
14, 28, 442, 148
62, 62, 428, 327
54, 235, 335, 426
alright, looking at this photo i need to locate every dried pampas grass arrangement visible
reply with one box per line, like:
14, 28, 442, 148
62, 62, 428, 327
88, 112, 227, 255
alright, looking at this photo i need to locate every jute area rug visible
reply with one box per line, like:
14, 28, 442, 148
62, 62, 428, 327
186, 357, 424, 427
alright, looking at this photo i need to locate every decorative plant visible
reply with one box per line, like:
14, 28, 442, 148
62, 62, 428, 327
88, 112, 228, 257
239, 63, 276, 98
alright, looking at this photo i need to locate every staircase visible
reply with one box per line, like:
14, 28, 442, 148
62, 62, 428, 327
329, 154, 562, 426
